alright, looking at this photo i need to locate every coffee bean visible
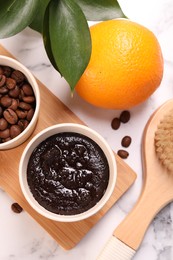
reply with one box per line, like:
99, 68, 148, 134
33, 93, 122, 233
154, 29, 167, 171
27, 108, 34, 121
117, 149, 129, 159
121, 136, 132, 148
16, 109, 27, 119
111, 117, 121, 130
6, 77, 16, 89
0, 74, 6, 87
17, 119, 24, 130
0, 86, 8, 94
0, 118, 8, 130
9, 99, 19, 111
19, 89, 25, 101
0, 65, 36, 144
3, 66, 12, 77
0, 96, 12, 107
22, 95, 35, 104
18, 119, 29, 130
9, 85, 20, 98
0, 66, 3, 75
2, 137, 11, 143
0, 106, 3, 117
119, 110, 131, 123
19, 102, 32, 110
22, 84, 34, 96
10, 125, 22, 138
11, 202, 23, 213
0, 128, 10, 139
11, 70, 25, 83
3, 108, 18, 124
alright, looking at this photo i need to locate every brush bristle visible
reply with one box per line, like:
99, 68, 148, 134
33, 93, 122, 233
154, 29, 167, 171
155, 109, 173, 172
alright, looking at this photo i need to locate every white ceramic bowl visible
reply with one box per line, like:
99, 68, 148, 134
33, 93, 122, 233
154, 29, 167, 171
19, 123, 117, 222
0, 55, 40, 150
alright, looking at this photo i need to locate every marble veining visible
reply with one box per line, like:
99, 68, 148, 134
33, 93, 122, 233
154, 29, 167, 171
1, 0, 173, 259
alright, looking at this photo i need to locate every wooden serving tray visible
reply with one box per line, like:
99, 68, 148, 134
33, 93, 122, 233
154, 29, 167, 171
0, 45, 137, 250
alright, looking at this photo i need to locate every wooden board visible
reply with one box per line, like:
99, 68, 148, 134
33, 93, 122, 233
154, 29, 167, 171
0, 45, 137, 250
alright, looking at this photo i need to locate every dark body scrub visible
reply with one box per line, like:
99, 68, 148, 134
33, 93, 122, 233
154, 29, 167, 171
27, 132, 109, 215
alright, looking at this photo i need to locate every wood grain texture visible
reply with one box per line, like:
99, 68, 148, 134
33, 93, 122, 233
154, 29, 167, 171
0, 45, 136, 250
114, 99, 173, 251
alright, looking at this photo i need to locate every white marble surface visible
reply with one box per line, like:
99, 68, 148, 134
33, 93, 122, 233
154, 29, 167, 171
1, 0, 173, 259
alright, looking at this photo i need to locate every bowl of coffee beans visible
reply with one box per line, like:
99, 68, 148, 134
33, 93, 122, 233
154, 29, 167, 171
19, 123, 117, 222
0, 55, 40, 150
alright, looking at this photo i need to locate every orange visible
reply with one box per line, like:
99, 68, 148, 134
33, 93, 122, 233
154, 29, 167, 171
75, 19, 164, 109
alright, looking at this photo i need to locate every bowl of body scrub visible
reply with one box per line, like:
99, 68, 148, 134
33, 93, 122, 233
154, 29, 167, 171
0, 55, 40, 150
19, 123, 117, 222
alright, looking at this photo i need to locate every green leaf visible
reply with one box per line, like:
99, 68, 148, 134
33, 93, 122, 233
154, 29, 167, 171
29, 0, 51, 34
73, 0, 126, 21
43, 3, 60, 72
0, 0, 40, 38
43, 0, 91, 91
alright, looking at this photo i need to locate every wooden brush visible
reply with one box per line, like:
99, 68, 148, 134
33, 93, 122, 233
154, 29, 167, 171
97, 99, 173, 260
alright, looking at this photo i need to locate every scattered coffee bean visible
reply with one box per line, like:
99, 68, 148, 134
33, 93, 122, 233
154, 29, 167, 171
11, 202, 23, 214
111, 111, 131, 158
121, 136, 132, 148
120, 110, 131, 123
111, 117, 121, 130
117, 149, 129, 159
0, 65, 36, 144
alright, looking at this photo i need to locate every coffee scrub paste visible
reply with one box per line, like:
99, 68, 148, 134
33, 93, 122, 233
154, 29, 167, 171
27, 132, 109, 215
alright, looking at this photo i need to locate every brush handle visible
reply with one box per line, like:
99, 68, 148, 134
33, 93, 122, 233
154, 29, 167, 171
98, 100, 173, 259
98, 183, 171, 260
